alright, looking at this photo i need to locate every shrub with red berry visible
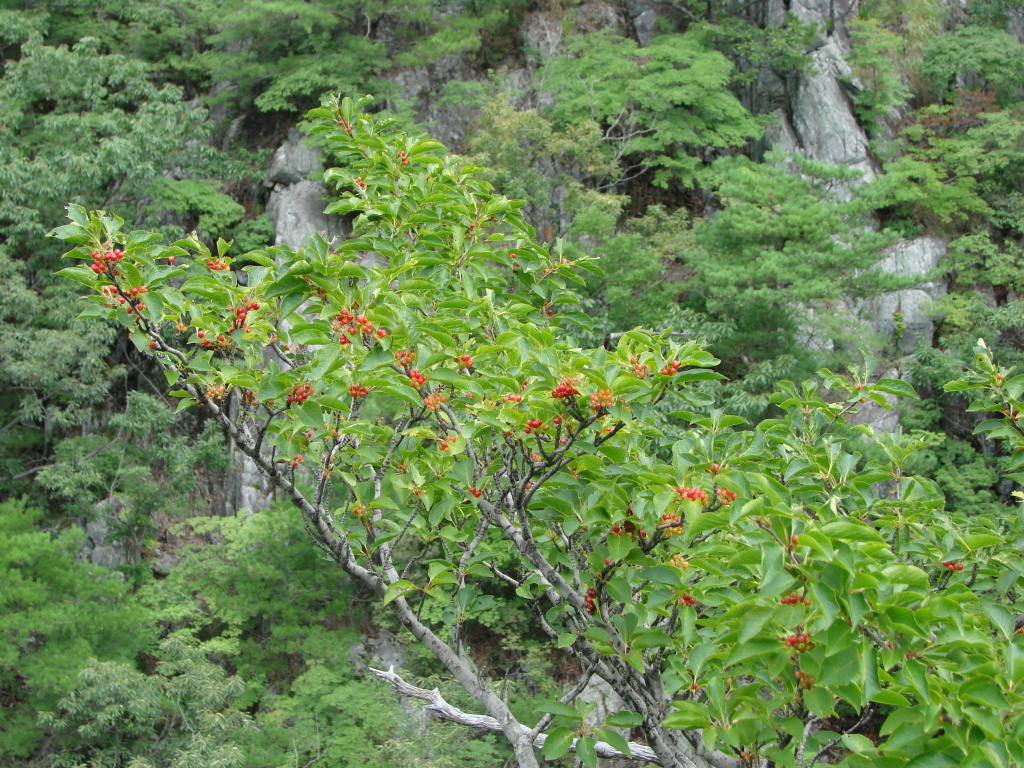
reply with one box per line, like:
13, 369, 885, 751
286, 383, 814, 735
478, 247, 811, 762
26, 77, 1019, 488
56, 100, 1024, 768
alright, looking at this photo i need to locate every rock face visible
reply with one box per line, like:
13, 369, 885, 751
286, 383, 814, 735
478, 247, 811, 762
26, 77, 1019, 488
861, 237, 947, 355
789, 35, 875, 186
623, 0, 657, 45
267, 180, 346, 249
389, 54, 473, 149
760, 0, 878, 197
265, 130, 347, 250
266, 128, 324, 186
79, 497, 128, 567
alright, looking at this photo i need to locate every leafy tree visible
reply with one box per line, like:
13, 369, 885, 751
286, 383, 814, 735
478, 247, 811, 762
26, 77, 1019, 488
846, 18, 913, 135
39, 636, 252, 768
56, 98, 1024, 768
542, 30, 763, 188
0, 499, 153, 759
922, 25, 1024, 105
689, 152, 895, 375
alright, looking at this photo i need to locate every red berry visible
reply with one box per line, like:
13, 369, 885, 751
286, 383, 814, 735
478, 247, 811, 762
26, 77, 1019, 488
604, 558, 612, 566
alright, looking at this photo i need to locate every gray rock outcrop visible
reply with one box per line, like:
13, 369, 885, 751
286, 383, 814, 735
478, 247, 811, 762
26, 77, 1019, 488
79, 497, 128, 567
265, 130, 347, 250
623, 0, 657, 45
266, 128, 325, 186
861, 237, 947, 355
389, 54, 472, 149
267, 180, 346, 249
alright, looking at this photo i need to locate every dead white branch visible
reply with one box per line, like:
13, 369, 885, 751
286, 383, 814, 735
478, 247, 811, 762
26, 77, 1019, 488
369, 666, 661, 764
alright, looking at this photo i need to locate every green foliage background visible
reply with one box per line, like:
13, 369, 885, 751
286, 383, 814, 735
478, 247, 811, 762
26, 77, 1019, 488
3, 0, 1024, 765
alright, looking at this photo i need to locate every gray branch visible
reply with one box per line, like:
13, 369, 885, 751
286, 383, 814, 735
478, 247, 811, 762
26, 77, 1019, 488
369, 666, 659, 763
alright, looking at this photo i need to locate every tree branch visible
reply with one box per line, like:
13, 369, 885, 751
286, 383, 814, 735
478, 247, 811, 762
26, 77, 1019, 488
369, 666, 659, 763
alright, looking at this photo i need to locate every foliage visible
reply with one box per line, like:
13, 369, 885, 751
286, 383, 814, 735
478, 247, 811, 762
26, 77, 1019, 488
858, 0, 947, 66
466, 95, 621, 238
846, 19, 913, 135
570, 203, 692, 338
146, 179, 245, 239
137, 499, 513, 767
690, 152, 895, 374
921, 25, 1024, 105
39, 636, 253, 768
700, 13, 819, 82
542, 30, 763, 187
56, 99, 1024, 768
33, 392, 229, 553
0, 499, 153, 759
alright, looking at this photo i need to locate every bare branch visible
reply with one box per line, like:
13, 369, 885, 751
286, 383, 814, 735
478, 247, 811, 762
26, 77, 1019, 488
369, 666, 659, 763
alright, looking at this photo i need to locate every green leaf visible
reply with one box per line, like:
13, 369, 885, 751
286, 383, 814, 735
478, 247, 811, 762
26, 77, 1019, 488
663, 701, 711, 729
604, 711, 643, 728
871, 378, 918, 399
803, 688, 835, 718
536, 700, 583, 719
576, 736, 598, 768
382, 580, 418, 605
738, 606, 774, 643
594, 728, 631, 757
542, 727, 575, 760
607, 534, 633, 563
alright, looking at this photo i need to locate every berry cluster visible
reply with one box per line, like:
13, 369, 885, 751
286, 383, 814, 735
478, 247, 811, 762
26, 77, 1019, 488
207, 258, 229, 271
675, 486, 709, 503
397, 149, 409, 166
423, 392, 448, 411
501, 394, 523, 403
717, 487, 739, 503
584, 587, 598, 615
785, 633, 813, 652
524, 419, 544, 434
661, 360, 681, 376
679, 593, 697, 606
287, 382, 314, 404
90, 248, 124, 274
633, 362, 651, 378
794, 670, 814, 689
943, 561, 965, 571
395, 349, 416, 367
205, 383, 227, 400
453, 354, 473, 368
350, 502, 366, 518
468, 487, 483, 498
590, 389, 614, 411
660, 512, 684, 536
349, 384, 369, 398
669, 553, 690, 571
335, 310, 386, 342
780, 594, 809, 606
354, 176, 367, 189
551, 378, 580, 399
408, 369, 428, 388
438, 435, 457, 452
230, 300, 259, 331
196, 330, 232, 350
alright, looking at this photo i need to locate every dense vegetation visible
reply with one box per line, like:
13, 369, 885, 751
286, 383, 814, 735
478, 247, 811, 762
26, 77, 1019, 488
3, 1, 1024, 766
